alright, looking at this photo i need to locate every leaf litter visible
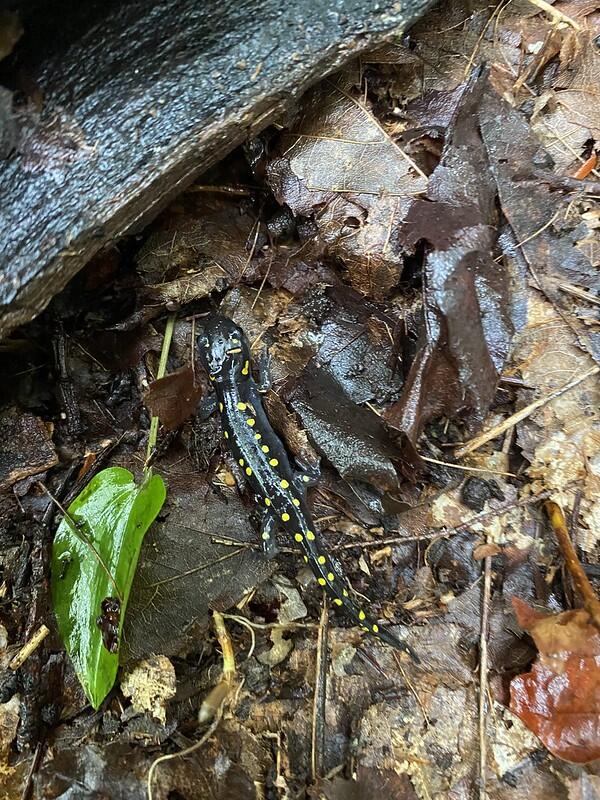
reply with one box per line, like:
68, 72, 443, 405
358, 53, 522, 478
1, 1, 600, 798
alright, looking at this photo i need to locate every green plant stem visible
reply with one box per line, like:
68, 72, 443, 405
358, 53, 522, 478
145, 314, 176, 473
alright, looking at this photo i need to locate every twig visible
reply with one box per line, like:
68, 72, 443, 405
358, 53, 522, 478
393, 653, 430, 727
311, 599, 329, 782
9, 625, 50, 670
526, 0, 581, 30
332, 490, 555, 553
545, 501, 600, 627
479, 549, 493, 800
558, 283, 600, 307
420, 454, 517, 478
20, 741, 43, 800
532, 169, 600, 195
145, 314, 176, 471
212, 610, 236, 682
222, 612, 319, 631
147, 707, 224, 800
455, 365, 599, 457
147, 611, 235, 800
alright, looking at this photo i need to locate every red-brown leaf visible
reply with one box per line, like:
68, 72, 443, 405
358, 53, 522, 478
509, 596, 600, 763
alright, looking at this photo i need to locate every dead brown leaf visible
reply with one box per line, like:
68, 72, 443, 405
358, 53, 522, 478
266, 76, 427, 300
144, 366, 203, 431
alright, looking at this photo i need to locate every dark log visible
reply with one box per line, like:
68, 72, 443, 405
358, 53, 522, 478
0, 0, 435, 338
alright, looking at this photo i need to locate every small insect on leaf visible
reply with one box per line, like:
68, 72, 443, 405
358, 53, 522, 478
51, 467, 166, 709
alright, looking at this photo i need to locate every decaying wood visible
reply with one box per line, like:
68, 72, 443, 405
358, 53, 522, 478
0, 0, 435, 339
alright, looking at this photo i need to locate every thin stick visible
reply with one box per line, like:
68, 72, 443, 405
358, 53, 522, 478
420, 454, 517, 478
526, 0, 581, 30
147, 707, 224, 800
147, 612, 235, 800
455, 365, 599, 457
559, 283, 600, 307
212, 610, 236, 682
479, 550, 492, 800
311, 600, 328, 782
145, 314, 176, 471
545, 501, 600, 627
9, 625, 50, 670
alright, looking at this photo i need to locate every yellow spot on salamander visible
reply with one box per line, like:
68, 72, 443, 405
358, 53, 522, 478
306, 530, 315, 541
358, 610, 366, 621
219, 402, 223, 412
237, 402, 246, 411
242, 360, 249, 375
223, 431, 229, 439
292, 498, 300, 507
261, 532, 270, 540
280, 479, 289, 489
294, 533, 303, 542
318, 577, 327, 586
317, 555, 326, 565
210, 375, 215, 381
333, 598, 343, 606
372, 624, 379, 633
327, 572, 335, 582
245, 466, 252, 476
302, 475, 310, 482
269, 458, 279, 467
303, 555, 309, 563
281, 512, 290, 522
264, 498, 271, 506
342, 589, 349, 597
238, 458, 244, 467
247, 418, 256, 427
254, 432, 261, 440
261, 445, 269, 453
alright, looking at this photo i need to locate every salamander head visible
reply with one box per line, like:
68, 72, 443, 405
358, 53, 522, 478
196, 314, 251, 381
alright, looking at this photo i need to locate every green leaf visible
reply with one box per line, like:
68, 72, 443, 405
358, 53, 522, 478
51, 467, 166, 709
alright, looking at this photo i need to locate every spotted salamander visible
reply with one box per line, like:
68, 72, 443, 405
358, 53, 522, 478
196, 314, 417, 659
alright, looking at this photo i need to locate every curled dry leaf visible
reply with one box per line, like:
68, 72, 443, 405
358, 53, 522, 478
510, 597, 600, 764
266, 76, 427, 300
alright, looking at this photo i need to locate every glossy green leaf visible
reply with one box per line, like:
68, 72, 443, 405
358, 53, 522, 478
51, 467, 166, 709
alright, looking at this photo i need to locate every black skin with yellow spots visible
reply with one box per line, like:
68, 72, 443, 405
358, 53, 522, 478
196, 314, 418, 660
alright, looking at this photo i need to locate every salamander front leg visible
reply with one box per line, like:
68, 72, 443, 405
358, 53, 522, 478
256, 349, 272, 393
292, 457, 321, 492
197, 393, 217, 422
259, 504, 279, 558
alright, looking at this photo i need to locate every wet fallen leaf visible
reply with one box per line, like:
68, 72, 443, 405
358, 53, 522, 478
510, 597, 600, 763
123, 455, 274, 662
51, 467, 166, 708
144, 366, 203, 431
266, 75, 427, 300
385, 69, 515, 450
290, 363, 400, 492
